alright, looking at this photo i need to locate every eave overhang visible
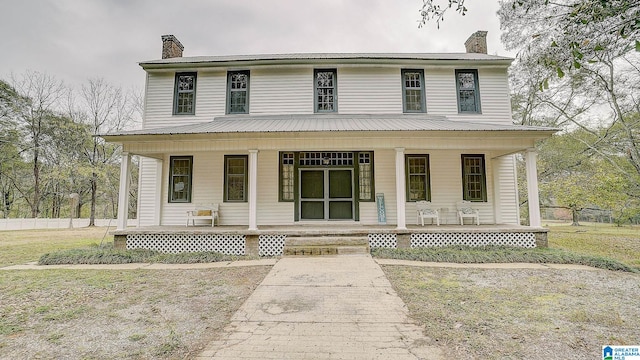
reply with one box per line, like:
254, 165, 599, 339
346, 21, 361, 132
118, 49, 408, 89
139, 53, 513, 71
101, 114, 557, 144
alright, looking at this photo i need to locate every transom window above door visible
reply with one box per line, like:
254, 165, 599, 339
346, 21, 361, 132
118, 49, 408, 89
300, 152, 353, 166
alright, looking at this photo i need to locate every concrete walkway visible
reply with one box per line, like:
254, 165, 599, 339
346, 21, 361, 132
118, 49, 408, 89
0, 259, 597, 271
195, 255, 444, 360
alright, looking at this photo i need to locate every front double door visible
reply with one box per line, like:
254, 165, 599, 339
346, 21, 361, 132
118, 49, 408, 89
300, 169, 354, 220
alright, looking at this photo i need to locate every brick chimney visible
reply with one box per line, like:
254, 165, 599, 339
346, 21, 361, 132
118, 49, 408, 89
161, 35, 184, 59
464, 31, 488, 54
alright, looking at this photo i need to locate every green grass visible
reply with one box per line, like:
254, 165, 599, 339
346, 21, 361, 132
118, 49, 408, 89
548, 224, 640, 268
38, 243, 256, 265
372, 246, 637, 272
0, 227, 110, 267
373, 223, 640, 272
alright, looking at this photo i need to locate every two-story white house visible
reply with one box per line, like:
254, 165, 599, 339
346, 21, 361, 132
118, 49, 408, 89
103, 32, 555, 255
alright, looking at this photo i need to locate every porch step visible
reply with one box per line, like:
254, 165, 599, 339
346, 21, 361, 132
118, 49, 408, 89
283, 236, 370, 256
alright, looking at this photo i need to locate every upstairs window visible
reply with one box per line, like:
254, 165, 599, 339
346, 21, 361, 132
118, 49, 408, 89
169, 156, 192, 203
227, 71, 249, 114
461, 154, 487, 202
402, 69, 425, 113
173, 73, 196, 115
315, 69, 337, 112
456, 69, 481, 113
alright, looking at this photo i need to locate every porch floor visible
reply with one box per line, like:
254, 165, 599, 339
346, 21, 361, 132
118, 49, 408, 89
114, 224, 547, 237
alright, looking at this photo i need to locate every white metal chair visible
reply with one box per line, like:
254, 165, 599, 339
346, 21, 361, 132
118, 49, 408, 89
186, 204, 219, 227
416, 200, 440, 226
456, 201, 479, 225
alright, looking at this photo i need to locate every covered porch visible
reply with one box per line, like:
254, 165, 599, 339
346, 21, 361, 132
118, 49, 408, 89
103, 114, 556, 251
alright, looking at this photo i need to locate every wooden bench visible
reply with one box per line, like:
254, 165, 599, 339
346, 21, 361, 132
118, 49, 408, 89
186, 204, 219, 227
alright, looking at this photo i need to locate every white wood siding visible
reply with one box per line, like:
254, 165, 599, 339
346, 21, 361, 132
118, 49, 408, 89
425, 67, 512, 124
402, 150, 495, 225
143, 66, 512, 128
251, 68, 313, 114
493, 155, 520, 224
143, 73, 175, 129
476, 68, 512, 124
337, 68, 402, 114
141, 146, 515, 226
360, 149, 397, 224
136, 62, 519, 226
257, 150, 294, 225
137, 157, 161, 226
144, 71, 226, 129
424, 69, 458, 115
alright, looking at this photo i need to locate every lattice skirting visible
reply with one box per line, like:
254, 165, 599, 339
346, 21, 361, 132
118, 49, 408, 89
411, 232, 536, 248
259, 235, 286, 256
127, 234, 246, 255
369, 234, 397, 248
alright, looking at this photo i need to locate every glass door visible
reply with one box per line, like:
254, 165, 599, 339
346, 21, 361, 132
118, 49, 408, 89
299, 169, 353, 220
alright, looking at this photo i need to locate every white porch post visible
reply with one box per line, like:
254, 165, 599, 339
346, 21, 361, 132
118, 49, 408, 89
248, 150, 258, 230
116, 152, 131, 230
525, 149, 542, 227
395, 147, 407, 229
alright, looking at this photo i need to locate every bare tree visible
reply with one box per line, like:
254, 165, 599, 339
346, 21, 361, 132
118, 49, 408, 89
9, 71, 68, 218
73, 78, 136, 226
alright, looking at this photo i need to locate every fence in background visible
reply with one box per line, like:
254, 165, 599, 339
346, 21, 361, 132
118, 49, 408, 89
0, 218, 138, 231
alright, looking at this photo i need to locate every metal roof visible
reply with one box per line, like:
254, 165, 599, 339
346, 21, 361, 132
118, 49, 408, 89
102, 114, 557, 139
140, 53, 513, 69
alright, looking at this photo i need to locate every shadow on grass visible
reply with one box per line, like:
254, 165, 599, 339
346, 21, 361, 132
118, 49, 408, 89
372, 246, 638, 273
38, 243, 260, 265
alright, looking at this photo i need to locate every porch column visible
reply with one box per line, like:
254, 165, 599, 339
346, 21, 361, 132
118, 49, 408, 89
248, 149, 258, 230
525, 149, 542, 227
116, 152, 131, 230
395, 147, 407, 229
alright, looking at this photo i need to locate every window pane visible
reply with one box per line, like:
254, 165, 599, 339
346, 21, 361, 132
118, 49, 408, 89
228, 71, 249, 114
457, 71, 479, 112
174, 73, 196, 115
227, 158, 245, 174
227, 175, 245, 201
403, 70, 424, 113
226, 156, 247, 202
405, 90, 422, 111
178, 75, 194, 91
281, 152, 294, 201
169, 156, 192, 203
407, 156, 429, 201
229, 91, 247, 113
359, 152, 372, 200
315, 70, 336, 112
231, 73, 247, 89
462, 155, 486, 201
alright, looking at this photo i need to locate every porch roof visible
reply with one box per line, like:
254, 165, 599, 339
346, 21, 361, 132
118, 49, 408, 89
139, 53, 513, 70
102, 114, 557, 141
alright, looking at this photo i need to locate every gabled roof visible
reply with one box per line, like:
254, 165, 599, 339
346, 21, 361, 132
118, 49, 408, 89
102, 114, 556, 141
140, 53, 513, 69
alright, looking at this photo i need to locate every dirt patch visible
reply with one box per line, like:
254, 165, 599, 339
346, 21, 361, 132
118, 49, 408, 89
383, 266, 640, 360
0, 266, 271, 359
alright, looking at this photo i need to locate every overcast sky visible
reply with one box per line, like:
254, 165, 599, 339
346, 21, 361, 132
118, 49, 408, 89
0, 0, 510, 92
